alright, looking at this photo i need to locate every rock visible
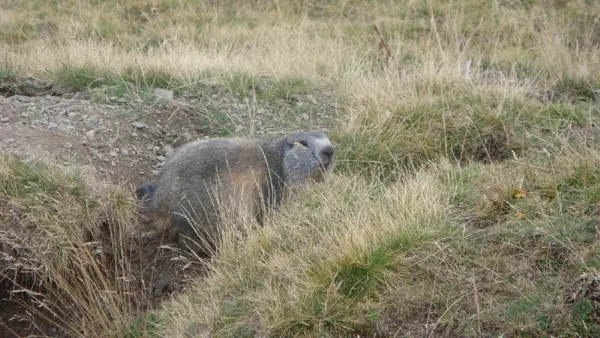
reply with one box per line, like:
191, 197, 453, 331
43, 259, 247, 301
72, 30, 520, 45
234, 125, 244, 133
0, 116, 8, 122
153, 146, 161, 155
86, 129, 96, 141
156, 155, 166, 162
121, 148, 129, 156
88, 115, 99, 124
109, 150, 118, 157
256, 108, 266, 115
21, 112, 29, 118
132, 121, 148, 129
301, 113, 310, 121
67, 112, 78, 118
48, 122, 58, 129
153, 88, 174, 100
163, 144, 174, 157
307, 94, 317, 104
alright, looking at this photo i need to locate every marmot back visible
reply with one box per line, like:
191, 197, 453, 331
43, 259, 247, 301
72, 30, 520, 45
137, 131, 336, 255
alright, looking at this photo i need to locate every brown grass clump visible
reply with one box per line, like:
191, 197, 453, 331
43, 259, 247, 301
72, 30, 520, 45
0, 153, 145, 337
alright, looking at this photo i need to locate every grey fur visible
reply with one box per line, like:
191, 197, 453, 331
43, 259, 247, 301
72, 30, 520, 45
138, 131, 335, 255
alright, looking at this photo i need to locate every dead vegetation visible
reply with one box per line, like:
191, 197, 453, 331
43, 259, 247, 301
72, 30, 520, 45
0, 153, 204, 337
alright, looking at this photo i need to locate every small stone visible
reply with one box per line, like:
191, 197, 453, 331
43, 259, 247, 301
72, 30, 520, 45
153, 88, 174, 100
307, 94, 317, 104
67, 112, 77, 118
121, 148, 129, 156
234, 125, 244, 133
21, 112, 29, 118
14, 95, 29, 102
256, 108, 266, 115
109, 151, 118, 157
48, 122, 58, 129
153, 146, 161, 154
301, 113, 310, 121
81, 139, 88, 146
132, 122, 148, 129
0, 116, 9, 122
86, 129, 96, 141
88, 115, 99, 124
164, 144, 174, 157
156, 155, 166, 161
64, 143, 73, 148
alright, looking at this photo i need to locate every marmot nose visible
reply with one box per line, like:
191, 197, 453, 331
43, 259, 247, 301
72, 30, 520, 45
320, 145, 334, 161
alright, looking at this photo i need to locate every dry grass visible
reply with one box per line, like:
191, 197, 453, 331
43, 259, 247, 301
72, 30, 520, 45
155, 164, 454, 336
154, 142, 600, 337
0, 153, 146, 337
1, 0, 600, 337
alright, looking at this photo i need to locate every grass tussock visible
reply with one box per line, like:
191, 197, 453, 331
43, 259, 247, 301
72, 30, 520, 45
0, 154, 144, 337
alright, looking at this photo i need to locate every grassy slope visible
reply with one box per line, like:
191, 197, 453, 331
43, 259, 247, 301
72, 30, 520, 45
0, 154, 143, 337
2, 0, 600, 337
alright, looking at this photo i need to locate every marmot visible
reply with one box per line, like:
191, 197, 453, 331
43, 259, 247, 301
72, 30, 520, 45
137, 131, 336, 255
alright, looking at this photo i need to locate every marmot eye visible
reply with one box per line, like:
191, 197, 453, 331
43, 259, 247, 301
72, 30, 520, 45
299, 140, 308, 147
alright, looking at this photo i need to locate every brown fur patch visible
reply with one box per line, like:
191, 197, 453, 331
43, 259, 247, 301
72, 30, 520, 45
220, 163, 268, 222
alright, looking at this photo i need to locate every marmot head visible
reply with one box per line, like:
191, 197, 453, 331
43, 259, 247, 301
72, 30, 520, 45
282, 131, 336, 184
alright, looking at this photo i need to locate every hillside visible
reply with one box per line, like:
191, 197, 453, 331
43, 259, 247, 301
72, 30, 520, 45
1, 0, 600, 337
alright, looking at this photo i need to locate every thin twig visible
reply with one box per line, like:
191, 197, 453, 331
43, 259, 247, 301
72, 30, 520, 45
373, 24, 393, 66
472, 270, 481, 337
